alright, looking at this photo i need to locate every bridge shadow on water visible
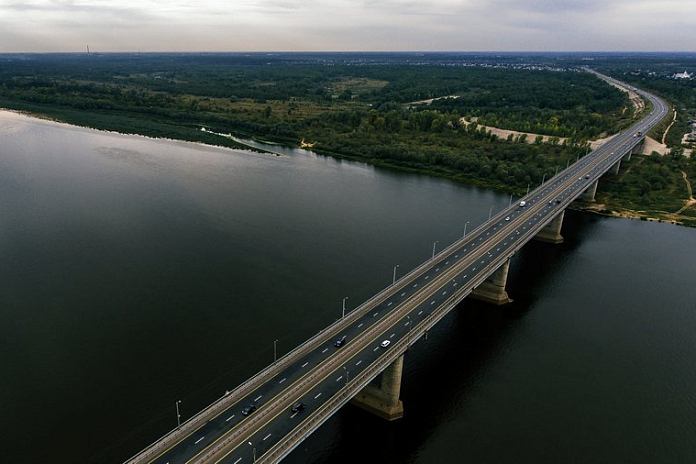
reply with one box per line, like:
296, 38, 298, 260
284, 210, 602, 464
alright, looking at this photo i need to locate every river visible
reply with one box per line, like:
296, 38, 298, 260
0, 110, 694, 463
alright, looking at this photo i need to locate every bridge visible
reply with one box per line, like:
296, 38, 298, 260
125, 72, 669, 464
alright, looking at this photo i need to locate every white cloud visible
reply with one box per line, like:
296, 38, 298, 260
0, 0, 692, 51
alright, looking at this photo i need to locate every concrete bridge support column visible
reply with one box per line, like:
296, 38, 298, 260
610, 159, 621, 175
534, 210, 565, 244
351, 354, 404, 421
631, 138, 644, 155
470, 258, 512, 305
623, 151, 632, 162
579, 179, 598, 202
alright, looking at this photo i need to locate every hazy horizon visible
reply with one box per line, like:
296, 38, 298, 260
1, 0, 693, 53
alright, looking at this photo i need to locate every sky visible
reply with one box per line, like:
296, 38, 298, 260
0, 0, 693, 53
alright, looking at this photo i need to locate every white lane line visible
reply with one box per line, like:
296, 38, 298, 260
302, 362, 309, 367
387, 302, 393, 306
321, 348, 328, 353
373, 312, 379, 317
254, 395, 262, 402
263, 433, 272, 441
435, 268, 439, 272
413, 283, 418, 287
418, 310, 423, 315
358, 323, 363, 328
373, 346, 379, 352
425, 276, 429, 280
445, 261, 449, 265
336, 376, 343, 382
226, 415, 235, 422
315, 393, 322, 399
442, 291, 447, 295
291, 412, 298, 419
401, 292, 405, 296
455, 254, 458, 258
233, 458, 243, 464
195, 437, 205, 445
356, 360, 362, 366
431, 300, 435, 305
391, 332, 397, 337
403, 322, 408, 327
279, 377, 286, 384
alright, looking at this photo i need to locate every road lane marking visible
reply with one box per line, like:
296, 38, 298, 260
226, 415, 235, 422
254, 395, 262, 402
357, 323, 363, 328
418, 310, 423, 315
400, 292, 405, 296
431, 300, 435, 305
314, 393, 322, 399
321, 348, 328, 353
373, 346, 379, 352
391, 332, 397, 337
195, 437, 205, 445
263, 434, 272, 441
413, 283, 418, 287
278, 378, 286, 384
356, 360, 362, 366
404, 322, 409, 327
233, 458, 242, 464
291, 412, 297, 419
425, 276, 429, 280
373, 312, 379, 317
336, 376, 343, 382
387, 302, 393, 306
301, 362, 309, 367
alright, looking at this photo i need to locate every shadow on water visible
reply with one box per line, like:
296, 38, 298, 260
285, 210, 599, 463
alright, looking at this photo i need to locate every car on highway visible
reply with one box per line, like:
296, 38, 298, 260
241, 404, 256, 416
380, 340, 391, 348
291, 402, 305, 413
585, 175, 590, 179
335, 335, 347, 347
505, 216, 510, 221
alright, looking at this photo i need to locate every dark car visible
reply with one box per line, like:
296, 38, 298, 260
291, 402, 305, 413
241, 404, 256, 416
335, 335, 347, 348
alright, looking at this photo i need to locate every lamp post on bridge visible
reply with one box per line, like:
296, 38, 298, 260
342, 296, 348, 319
541, 173, 546, 185
488, 204, 493, 220
342, 365, 350, 384
526, 183, 531, 195
393, 264, 399, 285
274, 339, 278, 363
432, 241, 438, 259
175, 400, 182, 429
509, 193, 513, 206
463, 221, 470, 239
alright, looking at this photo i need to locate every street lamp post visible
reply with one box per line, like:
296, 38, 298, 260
463, 221, 470, 239
274, 339, 278, 363
175, 400, 182, 429
342, 365, 349, 384
393, 264, 399, 285
488, 205, 493, 220
509, 193, 513, 206
541, 173, 546, 185
342, 296, 348, 319
432, 241, 438, 259
526, 183, 531, 195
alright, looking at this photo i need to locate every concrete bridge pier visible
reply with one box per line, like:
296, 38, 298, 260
534, 210, 565, 244
631, 138, 644, 155
578, 179, 598, 202
470, 258, 513, 305
623, 151, 632, 162
610, 159, 621, 175
351, 354, 404, 421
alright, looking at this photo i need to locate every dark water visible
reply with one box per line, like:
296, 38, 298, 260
0, 111, 694, 463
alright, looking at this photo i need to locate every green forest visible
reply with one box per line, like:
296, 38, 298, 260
1, 52, 695, 222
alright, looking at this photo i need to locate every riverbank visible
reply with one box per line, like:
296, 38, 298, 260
5, 105, 694, 228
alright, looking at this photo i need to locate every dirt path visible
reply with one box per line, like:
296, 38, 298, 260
662, 109, 678, 145
460, 117, 569, 145
674, 170, 696, 215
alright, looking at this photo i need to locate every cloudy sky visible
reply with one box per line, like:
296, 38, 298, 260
1, 0, 692, 52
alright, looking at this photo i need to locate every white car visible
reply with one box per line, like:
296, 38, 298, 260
505, 216, 510, 221
380, 340, 391, 348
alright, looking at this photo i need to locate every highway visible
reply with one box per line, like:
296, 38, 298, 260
126, 72, 669, 464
